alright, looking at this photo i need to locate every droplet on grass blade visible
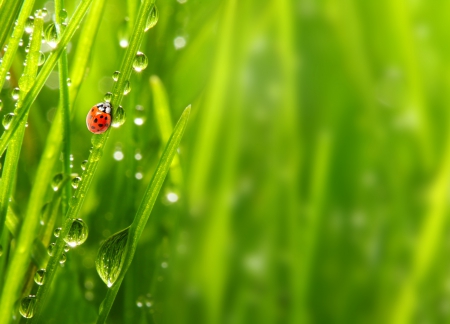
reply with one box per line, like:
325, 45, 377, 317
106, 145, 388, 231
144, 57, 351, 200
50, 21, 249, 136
112, 106, 126, 128
2, 113, 15, 130
12, 88, 20, 100
25, 16, 34, 33
34, 269, 46, 285
112, 71, 120, 81
38, 52, 45, 66
44, 23, 58, 48
95, 227, 129, 287
19, 295, 37, 318
47, 243, 55, 256
133, 52, 148, 72
54, 227, 62, 237
63, 219, 88, 247
51, 173, 63, 191
71, 176, 81, 189
145, 5, 159, 31
123, 81, 131, 95
81, 160, 88, 170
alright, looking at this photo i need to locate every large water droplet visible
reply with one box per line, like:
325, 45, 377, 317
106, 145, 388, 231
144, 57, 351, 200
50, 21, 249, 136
47, 243, 55, 256
44, 23, 58, 48
145, 5, 159, 31
133, 52, 148, 72
123, 81, 131, 95
38, 52, 45, 66
112, 71, 120, 81
19, 295, 37, 318
12, 87, 20, 100
54, 227, 62, 237
51, 173, 63, 191
95, 227, 129, 287
34, 269, 46, 285
2, 113, 15, 130
71, 176, 81, 189
63, 219, 88, 247
25, 16, 35, 34
112, 106, 126, 128
104, 92, 112, 102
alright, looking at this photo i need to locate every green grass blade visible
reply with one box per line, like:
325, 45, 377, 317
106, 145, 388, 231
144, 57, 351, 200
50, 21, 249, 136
0, 0, 23, 51
95, 105, 190, 324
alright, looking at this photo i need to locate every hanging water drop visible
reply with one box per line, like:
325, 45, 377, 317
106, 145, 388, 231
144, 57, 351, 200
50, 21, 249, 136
104, 92, 112, 102
112, 106, 126, 128
81, 160, 88, 170
51, 173, 63, 191
2, 113, 15, 130
134, 107, 145, 126
95, 227, 129, 287
54, 227, 62, 237
123, 81, 131, 95
41, 8, 48, 17
145, 5, 159, 31
38, 51, 45, 66
12, 87, 20, 100
63, 218, 88, 247
25, 16, 35, 34
18, 39, 24, 47
133, 52, 148, 72
59, 9, 68, 21
19, 295, 37, 318
71, 176, 81, 189
67, 78, 72, 86
5, 72, 10, 80
48, 243, 55, 256
34, 269, 46, 285
59, 253, 67, 264
112, 71, 120, 81
44, 23, 58, 48
64, 244, 70, 252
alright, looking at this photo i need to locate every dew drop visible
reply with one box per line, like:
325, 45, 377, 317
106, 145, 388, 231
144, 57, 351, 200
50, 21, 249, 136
71, 176, 81, 189
167, 192, 179, 203
54, 227, 62, 238
64, 244, 70, 252
48, 242, 55, 256
136, 295, 145, 307
25, 16, 35, 34
38, 52, 45, 66
113, 149, 124, 161
81, 160, 88, 170
66, 78, 71, 86
0, 245, 3, 257
174, 36, 187, 49
112, 71, 120, 81
34, 269, 46, 285
104, 92, 112, 102
59, 9, 68, 20
44, 23, 58, 48
133, 52, 148, 72
18, 39, 23, 47
19, 295, 37, 318
6, 72, 11, 80
123, 81, 131, 95
95, 227, 129, 287
41, 8, 48, 17
51, 173, 63, 191
12, 87, 20, 100
59, 253, 67, 264
145, 5, 159, 31
112, 106, 126, 128
134, 108, 145, 126
2, 113, 15, 130
135, 172, 143, 180
63, 218, 88, 247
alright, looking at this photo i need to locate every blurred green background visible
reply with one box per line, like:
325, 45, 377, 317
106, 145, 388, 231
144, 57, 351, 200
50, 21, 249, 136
3, 0, 450, 323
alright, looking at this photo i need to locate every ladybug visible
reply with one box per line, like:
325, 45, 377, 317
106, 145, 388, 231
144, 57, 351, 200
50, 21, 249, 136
86, 102, 112, 134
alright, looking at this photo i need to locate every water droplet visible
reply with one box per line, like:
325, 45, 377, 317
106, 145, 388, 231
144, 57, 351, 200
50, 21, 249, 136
112, 71, 120, 81
161, 261, 168, 268
112, 106, 126, 128
145, 5, 159, 31
34, 269, 46, 285
95, 227, 129, 287
63, 218, 88, 247
113, 149, 124, 161
51, 173, 63, 191
81, 160, 88, 170
0, 100, 3, 111
133, 52, 148, 72
19, 295, 37, 318
134, 108, 145, 126
25, 16, 34, 34
42, 8, 48, 17
54, 227, 62, 237
18, 39, 23, 47
44, 23, 58, 48
167, 192, 179, 203
59, 253, 66, 264
66, 78, 71, 86
174, 36, 187, 49
71, 176, 81, 189
0, 245, 3, 256
38, 52, 45, 66
135, 172, 143, 180
134, 150, 142, 160
59, 9, 68, 20
123, 81, 131, 95
64, 244, 70, 252
48, 243, 55, 256
136, 295, 145, 307
5, 72, 11, 80
104, 92, 112, 102
12, 87, 20, 100
2, 113, 15, 130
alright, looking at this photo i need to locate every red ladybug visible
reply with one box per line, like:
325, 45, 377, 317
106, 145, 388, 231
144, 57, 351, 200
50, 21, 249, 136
86, 102, 112, 134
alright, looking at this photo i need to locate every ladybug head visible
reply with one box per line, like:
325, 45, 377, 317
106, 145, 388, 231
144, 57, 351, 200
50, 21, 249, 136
97, 102, 112, 114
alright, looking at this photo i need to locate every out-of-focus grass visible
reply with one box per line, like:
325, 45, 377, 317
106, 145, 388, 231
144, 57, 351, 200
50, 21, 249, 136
2, 0, 450, 323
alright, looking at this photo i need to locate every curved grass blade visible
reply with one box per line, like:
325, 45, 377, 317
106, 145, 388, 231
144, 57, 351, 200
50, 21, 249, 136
95, 105, 190, 324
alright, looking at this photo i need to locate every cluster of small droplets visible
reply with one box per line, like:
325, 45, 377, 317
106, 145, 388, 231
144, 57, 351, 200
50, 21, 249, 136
136, 294, 154, 309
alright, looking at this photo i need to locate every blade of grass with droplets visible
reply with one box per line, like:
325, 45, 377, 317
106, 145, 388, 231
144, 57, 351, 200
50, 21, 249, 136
0, 1, 94, 321
0, 0, 94, 158
150, 75, 184, 186
0, 16, 44, 243
0, 0, 35, 91
96, 105, 190, 324
0, 0, 23, 51
29, 0, 155, 322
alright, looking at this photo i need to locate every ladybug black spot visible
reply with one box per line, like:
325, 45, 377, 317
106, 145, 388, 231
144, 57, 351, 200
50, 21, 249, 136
91, 126, 95, 129
91, 108, 94, 112
98, 124, 104, 127
94, 118, 98, 123
100, 115, 104, 119
105, 117, 108, 120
